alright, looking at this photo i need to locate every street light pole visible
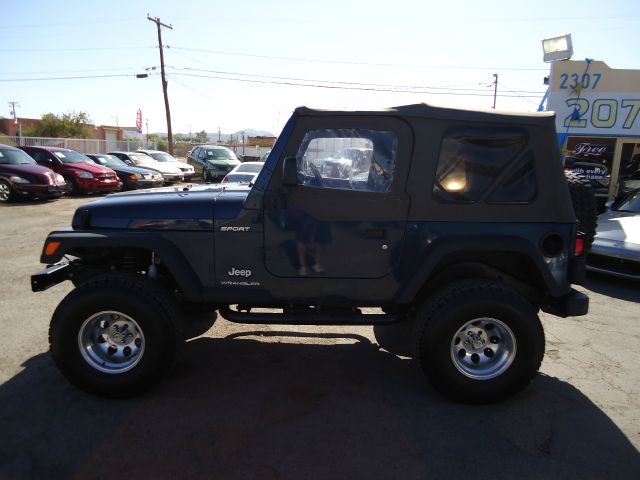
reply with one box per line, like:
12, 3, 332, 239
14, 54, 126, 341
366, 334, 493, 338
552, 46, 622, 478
147, 14, 174, 155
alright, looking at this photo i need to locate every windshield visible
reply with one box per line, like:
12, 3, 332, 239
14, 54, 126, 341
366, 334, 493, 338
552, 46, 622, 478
149, 152, 176, 162
205, 149, 237, 160
614, 190, 640, 213
53, 150, 92, 164
236, 163, 263, 173
92, 154, 127, 168
0, 148, 36, 165
128, 153, 153, 163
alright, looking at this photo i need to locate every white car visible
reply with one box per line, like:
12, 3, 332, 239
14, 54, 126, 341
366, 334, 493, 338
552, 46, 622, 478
221, 161, 264, 184
138, 149, 195, 180
587, 189, 640, 280
108, 151, 184, 185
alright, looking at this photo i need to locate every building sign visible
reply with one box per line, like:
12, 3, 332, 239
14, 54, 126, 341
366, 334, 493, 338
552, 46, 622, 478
136, 109, 143, 133
572, 142, 608, 158
547, 60, 640, 139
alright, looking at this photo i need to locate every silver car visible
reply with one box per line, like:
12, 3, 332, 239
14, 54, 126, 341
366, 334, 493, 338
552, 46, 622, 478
587, 189, 640, 280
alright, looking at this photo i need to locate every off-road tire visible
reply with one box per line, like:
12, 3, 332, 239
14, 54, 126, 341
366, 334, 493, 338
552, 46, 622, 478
565, 170, 598, 254
373, 320, 414, 357
414, 279, 544, 404
180, 302, 218, 339
49, 273, 183, 397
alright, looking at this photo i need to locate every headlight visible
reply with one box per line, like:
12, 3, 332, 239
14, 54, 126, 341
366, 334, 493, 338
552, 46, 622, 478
129, 173, 141, 181
55, 174, 65, 183
142, 173, 151, 180
9, 176, 29, 184
76, 171, 93, 179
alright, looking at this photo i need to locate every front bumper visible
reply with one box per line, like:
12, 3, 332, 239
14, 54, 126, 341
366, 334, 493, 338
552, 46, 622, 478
162, 174, 184, 184
77, 178, 121, 192
14, 183, 67, 198
32, 261, 71, 291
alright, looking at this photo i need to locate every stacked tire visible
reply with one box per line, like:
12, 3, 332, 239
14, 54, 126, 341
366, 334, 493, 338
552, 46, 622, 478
564, 170, 598, 254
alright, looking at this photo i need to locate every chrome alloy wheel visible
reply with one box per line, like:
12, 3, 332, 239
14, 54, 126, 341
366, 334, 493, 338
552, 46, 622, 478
0, 181, 11, 202
450, 318, 516, 380
78, 311, 145, 374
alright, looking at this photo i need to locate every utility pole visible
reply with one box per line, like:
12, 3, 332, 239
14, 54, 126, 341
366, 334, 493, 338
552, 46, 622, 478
9, 101, 21, 139
492, 73, 498, 109
147, 14, 174, 155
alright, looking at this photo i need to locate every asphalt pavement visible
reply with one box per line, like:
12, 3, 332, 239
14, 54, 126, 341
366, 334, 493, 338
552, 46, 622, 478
0, 190, 639, 479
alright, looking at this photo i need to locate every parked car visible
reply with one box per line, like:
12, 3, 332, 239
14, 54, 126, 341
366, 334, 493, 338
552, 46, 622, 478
221, 160, 263, 184
187, 145, 240, 182
86, 154, 164, 190
108, 151, 184, 185
259, 150, 271, 162
0, 143, 67, 202
20, 146, 120, 195
137, 149, 195, 180
320, 147, 373, 178
587, 189, 640, 280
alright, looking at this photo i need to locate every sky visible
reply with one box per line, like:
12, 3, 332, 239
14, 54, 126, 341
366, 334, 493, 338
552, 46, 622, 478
1, 0, 639, 137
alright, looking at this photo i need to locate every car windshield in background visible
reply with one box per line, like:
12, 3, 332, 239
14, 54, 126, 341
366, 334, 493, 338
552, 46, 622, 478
129, 153, 152, 163
206, 149, 237, 160
225, 173, 255, 183
93, 155, 127, 168
53, 151, 92, 164
0, 149, 36, 164
149, 153, 175, 162
236, 163, 263, 173
615, 190, 640, 213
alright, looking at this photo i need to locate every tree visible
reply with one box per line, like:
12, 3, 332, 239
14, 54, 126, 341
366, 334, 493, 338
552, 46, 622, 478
195, 130, 209, 143
26, 111, 92, 138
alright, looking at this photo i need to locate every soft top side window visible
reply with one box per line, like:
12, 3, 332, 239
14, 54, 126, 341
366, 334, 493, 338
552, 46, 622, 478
433, 126, 536, 204
295, 129, 397, 193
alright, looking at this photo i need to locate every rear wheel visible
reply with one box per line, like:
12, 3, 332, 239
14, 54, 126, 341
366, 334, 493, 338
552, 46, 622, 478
49, 273, 183, 397
414, 280, 544, 403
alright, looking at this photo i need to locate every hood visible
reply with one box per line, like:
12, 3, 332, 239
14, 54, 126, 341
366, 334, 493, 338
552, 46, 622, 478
64, 161, 114, 175
71, 184, 251, 231
595, 211, 640, 245
109, 164, 162, 176
206, 159, 240, 167
1, 163, 59, 180
136, 159, 182, 174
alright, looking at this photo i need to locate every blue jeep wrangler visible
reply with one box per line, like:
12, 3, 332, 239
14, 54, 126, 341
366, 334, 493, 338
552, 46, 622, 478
32, 104, 590, 403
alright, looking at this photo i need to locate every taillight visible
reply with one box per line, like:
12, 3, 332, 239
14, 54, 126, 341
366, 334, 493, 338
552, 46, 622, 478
222, 177, 228, 182
574, 238, 584, 256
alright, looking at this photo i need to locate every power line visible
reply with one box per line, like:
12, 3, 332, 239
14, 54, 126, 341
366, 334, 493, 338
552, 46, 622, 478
169, 72, 544, 98
167, 46, 548, 72
0, 73, 139, 82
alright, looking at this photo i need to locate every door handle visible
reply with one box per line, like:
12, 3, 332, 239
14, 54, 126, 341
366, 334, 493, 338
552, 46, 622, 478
366, 228, 386, 239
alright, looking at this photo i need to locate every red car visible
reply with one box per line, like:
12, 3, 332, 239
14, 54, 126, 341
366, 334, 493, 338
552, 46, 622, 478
0, 143, 67, 202
21, 146, 121, 194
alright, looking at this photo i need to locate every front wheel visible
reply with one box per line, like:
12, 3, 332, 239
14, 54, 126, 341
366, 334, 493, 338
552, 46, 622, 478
49, 273, 183, 397
414, 280, 544, 403
0, 179, 14, 203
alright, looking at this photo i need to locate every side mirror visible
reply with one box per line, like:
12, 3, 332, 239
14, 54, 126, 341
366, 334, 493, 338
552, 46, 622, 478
282, 156, 299, 187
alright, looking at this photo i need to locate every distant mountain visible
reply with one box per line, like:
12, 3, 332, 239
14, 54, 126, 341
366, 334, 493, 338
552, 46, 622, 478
156, 128, 275, 143
231, 128, 275, 138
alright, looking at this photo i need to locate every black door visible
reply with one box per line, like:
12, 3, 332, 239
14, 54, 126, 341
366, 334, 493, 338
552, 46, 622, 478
263, 116, 413, 279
